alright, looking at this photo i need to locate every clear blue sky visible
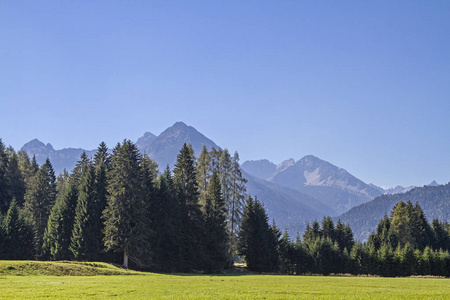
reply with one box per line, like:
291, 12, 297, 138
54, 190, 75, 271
1, 1, 449, 188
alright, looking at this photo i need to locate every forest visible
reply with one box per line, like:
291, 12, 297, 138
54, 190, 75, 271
0, 138, 449, 276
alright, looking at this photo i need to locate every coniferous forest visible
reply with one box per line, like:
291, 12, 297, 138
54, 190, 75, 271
0, 138, 449, 276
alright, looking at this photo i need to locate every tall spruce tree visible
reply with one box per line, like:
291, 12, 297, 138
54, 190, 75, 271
5, 150, 26, 207
173, 143, 204, 271
152, 166, 182, 272
102, 140, 150, 268
196, 145, 211, 208
3, 198, 34, 259
228, 151, 247, 259
70, 158, 98, 260
92, 142, 111, 258
238, 196, 278, 272
204, 171, 228, 273
42, 180, 78, 260
24, 158, 57, 257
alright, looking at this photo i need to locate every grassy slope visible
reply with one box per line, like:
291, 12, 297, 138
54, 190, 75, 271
0, 260, 141, 276
0, 261, 449, 299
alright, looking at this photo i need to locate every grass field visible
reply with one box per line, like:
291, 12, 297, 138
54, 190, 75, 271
0, 261, 449, 299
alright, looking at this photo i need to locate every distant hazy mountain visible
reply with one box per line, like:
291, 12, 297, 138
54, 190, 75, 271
135, 132, 157, 152
369, 181, 440, 196
243, 171, 339, 233
21, 122, 217, 174
242, 155, 383, 215
140, 122, 218, 170
337, 183, 450, 241
21, 139, 97, 174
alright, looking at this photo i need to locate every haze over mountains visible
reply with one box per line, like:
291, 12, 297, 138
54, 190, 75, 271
20, 121, 447, 239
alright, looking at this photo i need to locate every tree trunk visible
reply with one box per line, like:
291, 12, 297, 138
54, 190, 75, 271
123, 251, 129, 269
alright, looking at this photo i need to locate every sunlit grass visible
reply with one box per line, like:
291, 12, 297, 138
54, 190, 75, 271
0, 261, 448, 299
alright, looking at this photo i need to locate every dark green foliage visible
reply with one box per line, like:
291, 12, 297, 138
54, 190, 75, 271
102, 140, 151, 268
70, 159, 98, 260
42, 181, 78, 260
5, 151, 27, 207
432, 219, 450, 251
2, 199, 34, 259
24, 158, 57, 258
173, 143, 204, 271
204, 171, 229, 273
238, 196, 278, 272
152, 166, 182, 272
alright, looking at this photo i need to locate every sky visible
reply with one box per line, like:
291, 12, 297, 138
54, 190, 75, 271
1, 1, 449, 188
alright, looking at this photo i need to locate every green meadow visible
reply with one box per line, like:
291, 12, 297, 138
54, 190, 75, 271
0, 261, 449, 299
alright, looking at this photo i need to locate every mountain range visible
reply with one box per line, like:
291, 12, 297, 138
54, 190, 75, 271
337, 183, 450, 241
20, 121, 447, 239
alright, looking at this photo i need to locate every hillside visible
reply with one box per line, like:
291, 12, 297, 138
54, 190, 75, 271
337, 183, 450, 241
0, 261, 141, 276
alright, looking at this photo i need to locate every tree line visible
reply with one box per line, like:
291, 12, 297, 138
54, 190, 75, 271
238, 197, 450, 277
0, 139, 247, 272
1, 138, 449, 276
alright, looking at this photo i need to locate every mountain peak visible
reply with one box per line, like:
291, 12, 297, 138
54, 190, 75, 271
136, 132, 156, 151
172, 121, 190, 129
22, 138, 54, 151
427, 180, 439, 187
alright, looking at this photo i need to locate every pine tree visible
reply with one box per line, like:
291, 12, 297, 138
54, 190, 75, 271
196, 145, 211, 209
102, 140, 150, 268
24, 158, 57, 257
152, 166, 182, 272
17, 150, 38, 189
228, 151, 247, 259
238, 196, 277, 272
70, 159, 98, 260
42, 181, 78, 260
3, 198, 34, 259
92, 142, 111, 259
5, 150, 26, 207
432, 219, 450, 251
219, 149, 232, 214
321, 216, 335, 241
390, 201, 414, 247
173, 143, 204, 271
204, 171, 228, 273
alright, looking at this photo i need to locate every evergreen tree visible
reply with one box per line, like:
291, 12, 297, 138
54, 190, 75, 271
17, 150, 38, 189
432, 219, 450, 251
321, 216, 335, 241
24, 158, 57, 257
219, 149, 232, 216
204, 171, 228, 273
5, 150, 26, 207
102, 140, 150, 268
173, 143, 204, 271
92, 142, 111, 258
3, 198, 34, 259
152, 166, 182, 272
42, 181, 78, 260
196, 145, 211, 208
410, 203, 434, 250
70, 159, 98, 260
390, 201, 414, 247
228, 151, 247, 259
238, 196, 278, 272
